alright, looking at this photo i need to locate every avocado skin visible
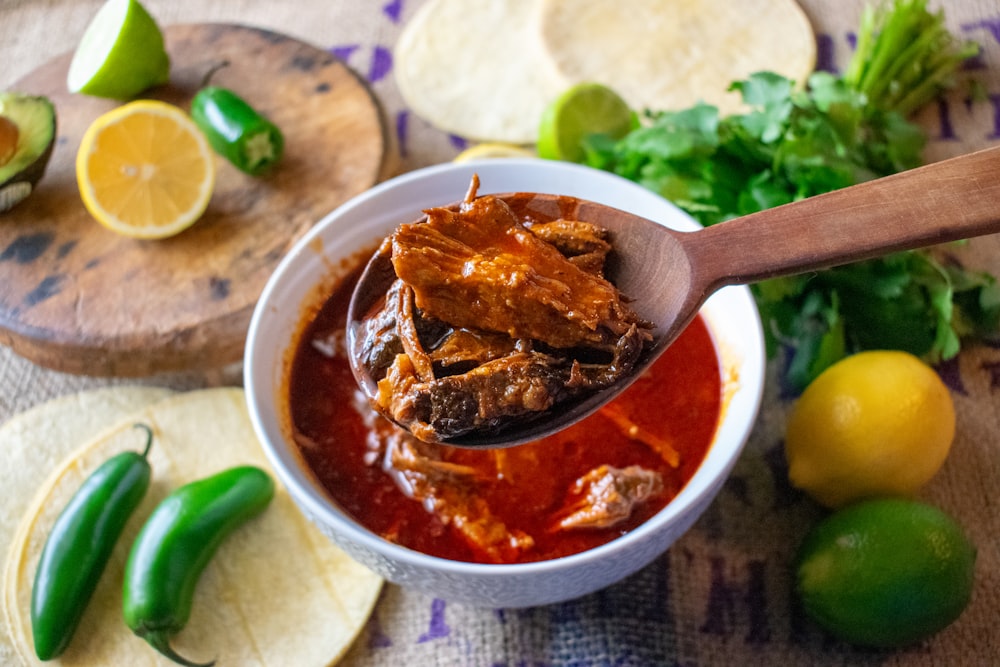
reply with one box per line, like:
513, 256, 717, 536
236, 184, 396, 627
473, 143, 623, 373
0, 92, 57, 213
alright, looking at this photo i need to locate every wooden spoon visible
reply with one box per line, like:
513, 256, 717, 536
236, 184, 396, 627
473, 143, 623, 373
348, 145, 1000, 448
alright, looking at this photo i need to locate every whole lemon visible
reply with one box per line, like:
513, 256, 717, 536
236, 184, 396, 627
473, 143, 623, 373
784, 350, 954, 508
795, 498, 976, 648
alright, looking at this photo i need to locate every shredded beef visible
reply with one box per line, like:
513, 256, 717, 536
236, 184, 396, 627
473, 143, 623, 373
356, 175, 652, 443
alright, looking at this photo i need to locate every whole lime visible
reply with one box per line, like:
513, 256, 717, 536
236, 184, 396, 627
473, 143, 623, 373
795, 498, 976, 648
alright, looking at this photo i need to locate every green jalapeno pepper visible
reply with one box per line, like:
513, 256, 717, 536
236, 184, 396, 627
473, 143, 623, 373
30, 423, 154, 661
122, 465, 275, 667
190, 86, 283, 176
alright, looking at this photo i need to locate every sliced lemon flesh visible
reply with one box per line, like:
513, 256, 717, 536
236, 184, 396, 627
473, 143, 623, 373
77, 100, 216, 239
453, 142, 537, 163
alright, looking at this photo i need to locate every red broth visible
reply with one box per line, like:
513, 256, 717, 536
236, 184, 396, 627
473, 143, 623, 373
287, 263, 723, 565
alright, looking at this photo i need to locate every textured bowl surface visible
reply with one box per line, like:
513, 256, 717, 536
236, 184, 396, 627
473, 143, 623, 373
245, 158, 766, 608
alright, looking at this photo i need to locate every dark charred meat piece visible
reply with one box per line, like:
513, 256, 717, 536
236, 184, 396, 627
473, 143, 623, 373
527, 219, 612, 276
377, 350, 574, 442
374, 323, 648, 441
572, 323, 646, 389
354, 280, 404, 375
395, 279, 435, 381
553, 465, 664, 531
357, 175, 653, 443
356, 279, 457, 380
428, 328, 519, 374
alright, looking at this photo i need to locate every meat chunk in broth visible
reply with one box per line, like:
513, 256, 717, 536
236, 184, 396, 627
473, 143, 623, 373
552, 465, 664, 531
361, 410, 535, 563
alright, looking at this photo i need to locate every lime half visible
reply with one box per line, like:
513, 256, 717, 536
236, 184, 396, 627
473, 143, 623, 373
537, 82, 635, 162
67, 0, 170, 100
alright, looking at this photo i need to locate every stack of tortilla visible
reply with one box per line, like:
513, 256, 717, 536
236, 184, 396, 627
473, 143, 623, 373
0, 387, 382, 667
394, 0, 816, 143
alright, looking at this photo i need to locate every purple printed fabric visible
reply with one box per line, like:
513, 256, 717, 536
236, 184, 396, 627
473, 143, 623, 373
0, 1, 999, 666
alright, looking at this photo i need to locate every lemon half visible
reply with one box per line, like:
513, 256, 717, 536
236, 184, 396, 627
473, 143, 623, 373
76, 100, 216, 240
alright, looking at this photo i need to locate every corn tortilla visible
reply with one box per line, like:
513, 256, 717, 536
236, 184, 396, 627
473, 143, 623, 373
394, 0, 568, 143
394, 0, 815, 143
0, 386, 174, 667
538, 0, 817, 116
3, 387, 382, 667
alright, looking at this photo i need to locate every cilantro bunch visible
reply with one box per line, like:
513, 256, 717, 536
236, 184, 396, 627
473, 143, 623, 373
581, 0, 998, 392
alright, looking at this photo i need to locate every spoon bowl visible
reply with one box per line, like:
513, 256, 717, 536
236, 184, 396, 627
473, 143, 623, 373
348, 145, 1000, 448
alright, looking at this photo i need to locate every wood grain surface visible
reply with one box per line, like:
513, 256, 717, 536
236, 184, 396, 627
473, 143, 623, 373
0, 23, 391, 376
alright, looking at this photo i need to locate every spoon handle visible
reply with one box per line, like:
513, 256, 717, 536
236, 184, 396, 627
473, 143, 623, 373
688, 144, 1000, 290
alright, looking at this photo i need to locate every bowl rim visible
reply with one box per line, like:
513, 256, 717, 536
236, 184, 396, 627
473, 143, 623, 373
245, 158, 766, 576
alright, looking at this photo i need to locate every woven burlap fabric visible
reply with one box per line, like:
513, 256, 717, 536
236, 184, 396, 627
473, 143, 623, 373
2, 1, 999, 665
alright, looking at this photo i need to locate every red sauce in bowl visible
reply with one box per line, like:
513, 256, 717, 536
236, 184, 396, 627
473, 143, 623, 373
287, 263, 723, 565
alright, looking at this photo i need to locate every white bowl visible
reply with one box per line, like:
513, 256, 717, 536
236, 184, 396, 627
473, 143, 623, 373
244, 159, 766, 608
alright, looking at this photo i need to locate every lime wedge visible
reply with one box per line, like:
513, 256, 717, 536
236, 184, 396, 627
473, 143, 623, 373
537, 83, 636, 162
67, 0, 170, 100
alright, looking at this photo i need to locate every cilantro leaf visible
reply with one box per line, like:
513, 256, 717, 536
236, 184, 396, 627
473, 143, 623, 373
577, 0, 989, 391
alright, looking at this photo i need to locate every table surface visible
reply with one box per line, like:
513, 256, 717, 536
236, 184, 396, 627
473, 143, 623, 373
2, 1, 999, 665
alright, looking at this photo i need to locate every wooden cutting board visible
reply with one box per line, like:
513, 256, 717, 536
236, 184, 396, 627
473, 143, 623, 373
0, 23, 392, 376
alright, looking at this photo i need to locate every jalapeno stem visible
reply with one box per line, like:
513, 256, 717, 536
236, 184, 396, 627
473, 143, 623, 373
145, 630, 215, 667
123, 465, 274, 666
134, 422, 154, 457
190, 86, 283, 176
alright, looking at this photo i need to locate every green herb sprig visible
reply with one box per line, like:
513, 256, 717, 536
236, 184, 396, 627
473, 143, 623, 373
580, 0, 995, 392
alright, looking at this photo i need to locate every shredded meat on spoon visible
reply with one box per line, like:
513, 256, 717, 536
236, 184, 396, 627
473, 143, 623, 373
356, 175, 652, 444
391, 182, 641, 348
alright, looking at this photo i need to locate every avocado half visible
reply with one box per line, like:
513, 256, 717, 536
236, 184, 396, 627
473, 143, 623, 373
0, 92, 57, 213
